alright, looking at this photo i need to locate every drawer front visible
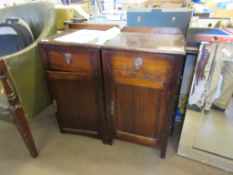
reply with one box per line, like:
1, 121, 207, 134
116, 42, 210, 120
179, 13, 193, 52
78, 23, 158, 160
46, 46, 97, 74
106, 51, 177, 90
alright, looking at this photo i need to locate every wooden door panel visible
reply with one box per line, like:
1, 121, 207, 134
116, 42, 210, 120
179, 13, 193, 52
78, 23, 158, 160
114, 84, 161, 138
48, 76, 99, 135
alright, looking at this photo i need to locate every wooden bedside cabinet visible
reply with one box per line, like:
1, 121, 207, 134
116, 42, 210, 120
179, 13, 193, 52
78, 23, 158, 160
102, 32, 185, 158
39, 27, 185, 158
38, 33, 106, 142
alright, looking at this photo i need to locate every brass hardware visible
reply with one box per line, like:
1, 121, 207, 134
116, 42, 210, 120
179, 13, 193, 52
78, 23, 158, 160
65, 53, 71, 64
135, 57, 143, 70
137, 16, 141, 23
172, 16, 176, 23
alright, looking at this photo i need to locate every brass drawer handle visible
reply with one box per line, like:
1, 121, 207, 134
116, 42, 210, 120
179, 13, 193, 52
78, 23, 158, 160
135, 57, 143, 70
172, 16, 176, 23
65, 53, 71, 64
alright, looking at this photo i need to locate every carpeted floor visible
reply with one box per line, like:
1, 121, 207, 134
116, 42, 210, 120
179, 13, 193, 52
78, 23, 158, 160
0, 108, 232, 175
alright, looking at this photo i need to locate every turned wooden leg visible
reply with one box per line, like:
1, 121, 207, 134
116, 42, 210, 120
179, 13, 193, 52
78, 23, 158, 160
0, 60, 38, 158
12, 106, 38, 158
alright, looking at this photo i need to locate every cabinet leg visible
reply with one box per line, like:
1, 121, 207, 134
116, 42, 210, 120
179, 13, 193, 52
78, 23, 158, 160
160, 134, 168, 159
169, 124, 174, 136
55, 112, 66, 134
160, 145, 167, 159
102, 136, 113, 145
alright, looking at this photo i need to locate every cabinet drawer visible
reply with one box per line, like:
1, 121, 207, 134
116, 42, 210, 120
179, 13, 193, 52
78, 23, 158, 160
106, 51, 176, 89
47, 47, 97, 73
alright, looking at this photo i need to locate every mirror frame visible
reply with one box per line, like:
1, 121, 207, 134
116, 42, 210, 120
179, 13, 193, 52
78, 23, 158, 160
178, 42, 233, 173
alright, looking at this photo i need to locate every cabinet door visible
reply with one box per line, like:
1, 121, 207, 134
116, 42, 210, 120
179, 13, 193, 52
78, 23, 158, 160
45, 47, 105, 140
102, 49, 183, 157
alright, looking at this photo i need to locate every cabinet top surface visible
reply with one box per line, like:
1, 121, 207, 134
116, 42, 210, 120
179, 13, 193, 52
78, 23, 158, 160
39, 30, 102, 49
103, 32, 186, 55
39, 30, 185, 55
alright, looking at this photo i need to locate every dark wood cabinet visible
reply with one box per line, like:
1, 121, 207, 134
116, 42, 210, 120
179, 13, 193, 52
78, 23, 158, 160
102, 32, 185, 158
39, 42, 106, 141
39, 29, 185, 158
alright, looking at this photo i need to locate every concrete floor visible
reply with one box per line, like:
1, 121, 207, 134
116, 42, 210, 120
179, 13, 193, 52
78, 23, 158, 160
0, 109, 232, 175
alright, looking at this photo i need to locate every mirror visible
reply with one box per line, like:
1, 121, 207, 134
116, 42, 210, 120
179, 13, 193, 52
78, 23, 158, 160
178, 42, 233, 172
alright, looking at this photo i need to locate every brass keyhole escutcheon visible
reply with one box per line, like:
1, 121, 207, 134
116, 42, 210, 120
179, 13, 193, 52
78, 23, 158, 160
135, 57, 143, 71
65, 53, 71, 64
137, 16, 141, 23
172, 16, 176, 23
